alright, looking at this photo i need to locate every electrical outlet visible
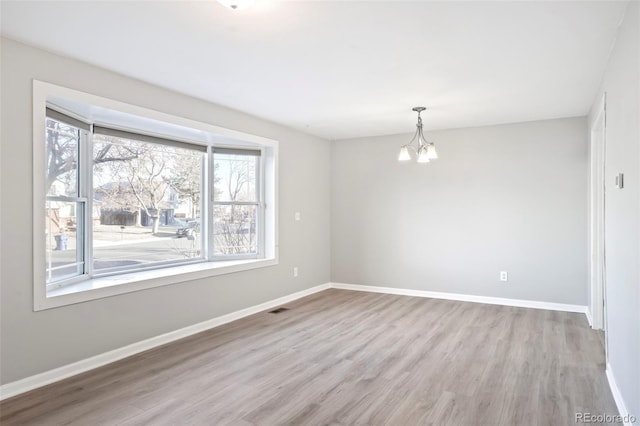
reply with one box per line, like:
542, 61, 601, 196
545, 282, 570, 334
293, 267, 299, 278
295, 212, 301, 221
500, 271, 508, 282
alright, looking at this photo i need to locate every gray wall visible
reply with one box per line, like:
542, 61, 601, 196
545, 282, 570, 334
0, 37, 331, 385
331, 117, 588, 305
589, 0, 639, 416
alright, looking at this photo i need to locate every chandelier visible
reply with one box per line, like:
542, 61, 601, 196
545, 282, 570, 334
398, 107, 438, 163
217, 0, 254, 10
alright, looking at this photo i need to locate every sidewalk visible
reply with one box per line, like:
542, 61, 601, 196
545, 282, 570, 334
48, 224, 182, 250
93, 224, 179, 247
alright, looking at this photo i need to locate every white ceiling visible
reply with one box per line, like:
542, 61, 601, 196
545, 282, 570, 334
0, 0, 629, 140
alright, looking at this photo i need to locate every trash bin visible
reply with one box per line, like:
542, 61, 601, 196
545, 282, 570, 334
54, 234, 68, 250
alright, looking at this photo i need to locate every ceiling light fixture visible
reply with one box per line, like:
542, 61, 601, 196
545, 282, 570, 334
398, 107, 438, 163
217, 0, 255, 10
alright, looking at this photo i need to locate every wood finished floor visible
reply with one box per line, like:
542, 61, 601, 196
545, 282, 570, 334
1, 289, 618, 425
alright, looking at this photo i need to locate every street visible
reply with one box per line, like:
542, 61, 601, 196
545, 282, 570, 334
46, 225, 202, 281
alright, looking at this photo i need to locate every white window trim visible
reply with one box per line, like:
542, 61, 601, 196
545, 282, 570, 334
211, 149, 264, 260
33, 80, 279, 311
40, 258, 279, 310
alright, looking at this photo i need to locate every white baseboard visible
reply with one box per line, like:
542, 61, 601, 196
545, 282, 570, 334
0, 283, 331, 401
606, 364, 635, 426
585, 308, 594, 328
330, 282, 588, 314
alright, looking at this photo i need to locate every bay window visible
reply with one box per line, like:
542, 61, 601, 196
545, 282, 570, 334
34, 81, 277, 310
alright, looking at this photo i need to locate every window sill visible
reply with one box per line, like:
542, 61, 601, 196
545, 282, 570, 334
37, 257, 278, 311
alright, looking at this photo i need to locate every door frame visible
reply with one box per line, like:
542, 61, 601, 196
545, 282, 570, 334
589, 93, 606, 335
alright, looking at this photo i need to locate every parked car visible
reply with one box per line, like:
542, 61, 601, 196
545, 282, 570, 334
176, 220, 200, 238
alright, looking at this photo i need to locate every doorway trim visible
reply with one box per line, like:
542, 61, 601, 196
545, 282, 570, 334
589, 93, 606, 333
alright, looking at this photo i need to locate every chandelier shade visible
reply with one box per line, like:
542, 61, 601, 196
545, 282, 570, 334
426, 143, 438, 159
398, 146, 411, 161
417, 146, 430, 163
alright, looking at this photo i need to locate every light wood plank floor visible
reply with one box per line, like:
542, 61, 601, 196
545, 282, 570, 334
1, 289, 618, 425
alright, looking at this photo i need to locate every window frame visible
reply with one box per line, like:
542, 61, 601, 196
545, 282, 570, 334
88, 127, 208, 277
211, 148, 264, 260
44, 112, 91, 290
33, 80, 279, 311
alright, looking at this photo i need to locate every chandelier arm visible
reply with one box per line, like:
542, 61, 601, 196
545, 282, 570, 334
405, 145, 419, 154
419, 128, 431, 147
406, 126, 421, 148
415, 114, 427, 147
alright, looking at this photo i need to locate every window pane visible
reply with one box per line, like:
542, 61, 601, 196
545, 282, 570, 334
213, 153, 258, 202
46, 118, 79, 197
92, 134, 204, 271
46, 200, 82, 283
213, 204, 258, 255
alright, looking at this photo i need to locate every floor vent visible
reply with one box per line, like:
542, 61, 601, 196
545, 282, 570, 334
269, 307, 289, 314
